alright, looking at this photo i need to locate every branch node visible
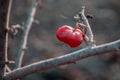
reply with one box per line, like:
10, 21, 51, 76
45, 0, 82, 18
0, 60, 15, 65
10, 24, 23, 38
6, 61, 15, 65
5, 27, 10, 33
22, 47, 28, 51
8, 60, 15, 64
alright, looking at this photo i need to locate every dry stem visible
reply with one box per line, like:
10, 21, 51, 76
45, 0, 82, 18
4, 0, 12, 76
15, 0, 39, 68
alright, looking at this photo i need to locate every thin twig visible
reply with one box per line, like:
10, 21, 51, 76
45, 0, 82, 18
15, 0, 39, 68
6, 65, 12, 72
4, 0, 12, 76
4, 39, 120, 80
80, 6, 95, 47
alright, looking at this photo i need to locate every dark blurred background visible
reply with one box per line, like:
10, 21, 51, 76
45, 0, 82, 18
9, 0, 120, 80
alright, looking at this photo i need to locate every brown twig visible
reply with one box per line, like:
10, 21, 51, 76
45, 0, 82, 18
4, 0, 12, 76
6, 65, 12, 72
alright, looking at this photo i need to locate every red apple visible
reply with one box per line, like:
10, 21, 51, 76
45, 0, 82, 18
56, 25, 83, 48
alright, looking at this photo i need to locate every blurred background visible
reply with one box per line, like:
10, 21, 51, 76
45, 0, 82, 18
9, 0, 120, 80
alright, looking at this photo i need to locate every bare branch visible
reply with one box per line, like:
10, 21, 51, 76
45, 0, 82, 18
6, 65, 12, 72
79, 6, 95, 47
15, 0, 38, 68
4, 39, 120, 80
74, 6, 95, 47
4, 0, 12, 76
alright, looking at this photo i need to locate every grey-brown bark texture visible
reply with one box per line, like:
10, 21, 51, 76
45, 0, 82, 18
0, 0, 9, 79
4, 39, 120, 80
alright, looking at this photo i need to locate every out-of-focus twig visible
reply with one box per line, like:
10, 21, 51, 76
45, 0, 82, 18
15, 0, 39, 69
4, 0, 12, 76
6, 65, 12, 72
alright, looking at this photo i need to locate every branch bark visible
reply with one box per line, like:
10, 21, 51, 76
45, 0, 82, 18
15, 0, 38, 68
0, 0, 10, 79
4, 0, 12, 76
80, 6, 95, 46
4, 39, 120, 80
74, 6, 95, 47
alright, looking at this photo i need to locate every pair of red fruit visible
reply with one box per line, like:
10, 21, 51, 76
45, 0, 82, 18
56, 25, 83, 48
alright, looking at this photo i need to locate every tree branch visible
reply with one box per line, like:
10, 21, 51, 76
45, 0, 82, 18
80, 6, 95, 46
74, 6, 95, 47
4, 39, 120, 80
15, 0, 38, 68
0, 0, 11, 79
4, 0, 12, 76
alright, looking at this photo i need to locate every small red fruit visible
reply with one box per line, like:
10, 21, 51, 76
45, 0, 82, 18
56, 25, 83, 48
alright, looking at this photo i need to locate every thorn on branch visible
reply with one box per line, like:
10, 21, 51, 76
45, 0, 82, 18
0, 61, 15, 65
7, 60, 15, 64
